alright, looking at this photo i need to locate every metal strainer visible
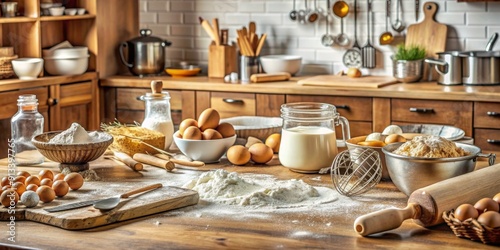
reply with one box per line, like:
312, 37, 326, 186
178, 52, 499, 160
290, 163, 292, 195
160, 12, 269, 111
330, 148, 382, 197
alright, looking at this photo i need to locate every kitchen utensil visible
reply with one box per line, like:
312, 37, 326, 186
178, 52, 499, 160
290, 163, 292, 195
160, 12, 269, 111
297, 75, 397, 88
321, 0, 335, 47
239, 55, 260, 82
333, 1, 350, 46
11, 58, 44, 80
133, 153, 175, 171
342, 0, 362, 68
392, 57, 423, 83
459, 51, 500, 85
345, 136, 391, 180
44, 198, 104, 212
290, 0, 298, 21
354, 163, 500, 236
255, 33, 267, 56
485, 32, 498, 51
119, 29, 172, 77
405, 2, 447, 81
298, 0, 308, 24
94, 183, 163, 210
260, 55, 302, 75
379, 0, 394, 45
112, 151, 143, 171
250, 72, 291, 83
330, 148, 382, 197
154, 153, 205, 167
415, 0, 420, 21
391, 0, 405, 32
212, 18, 221, 46
425, 51, 462, 85
1, 2, 17, 17
306, 0, 319, 23
361, 0, 376, 68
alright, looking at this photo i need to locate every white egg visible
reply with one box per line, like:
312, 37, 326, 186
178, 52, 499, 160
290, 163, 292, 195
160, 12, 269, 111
366, 132, 382, 141
382, 125, 403, 135
20, 191, 39, 208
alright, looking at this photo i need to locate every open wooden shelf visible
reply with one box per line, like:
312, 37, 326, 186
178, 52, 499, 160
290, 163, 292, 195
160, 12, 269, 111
40, 14, 96, 22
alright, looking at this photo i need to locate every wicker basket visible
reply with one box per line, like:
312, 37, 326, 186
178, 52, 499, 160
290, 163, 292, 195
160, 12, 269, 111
0, 55, 18, 79
443, 210, 500, 245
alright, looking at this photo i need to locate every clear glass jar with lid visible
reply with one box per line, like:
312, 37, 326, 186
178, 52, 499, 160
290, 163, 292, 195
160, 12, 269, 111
279, 102, 350, 173
139, 80, 174, 150
11, 94, 45, 166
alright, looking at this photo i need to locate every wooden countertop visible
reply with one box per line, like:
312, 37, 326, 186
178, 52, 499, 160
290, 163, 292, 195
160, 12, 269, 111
100, 75, 500, 102
0, 157, 497, 249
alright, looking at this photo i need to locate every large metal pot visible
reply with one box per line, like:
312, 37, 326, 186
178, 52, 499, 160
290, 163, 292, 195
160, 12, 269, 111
120, 29, 172, 76
382, 142, 495, 196
425, 51, 462, 85
459, 51, 500, 85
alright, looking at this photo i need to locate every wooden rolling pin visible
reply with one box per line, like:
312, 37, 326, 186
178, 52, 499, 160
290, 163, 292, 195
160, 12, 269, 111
113, 151, 143, 171
154, 154, 205, 167
354, 163, 500, 236
250, 72, 291, 83
133, 153, 175, 171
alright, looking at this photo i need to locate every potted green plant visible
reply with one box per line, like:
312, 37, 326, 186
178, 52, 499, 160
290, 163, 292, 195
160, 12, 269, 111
392, 44, 426, 83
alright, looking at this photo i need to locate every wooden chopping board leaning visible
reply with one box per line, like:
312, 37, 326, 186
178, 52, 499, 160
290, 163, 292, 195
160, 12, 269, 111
405, 2, 447, 81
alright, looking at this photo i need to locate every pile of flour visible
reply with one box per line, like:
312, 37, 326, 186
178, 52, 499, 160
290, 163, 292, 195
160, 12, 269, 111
49, 122, 108, 144
183, 169, 337, 208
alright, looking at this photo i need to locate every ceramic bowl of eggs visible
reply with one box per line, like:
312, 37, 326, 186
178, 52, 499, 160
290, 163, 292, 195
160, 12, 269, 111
345, 125, 408, 180
173, 108, 237, 163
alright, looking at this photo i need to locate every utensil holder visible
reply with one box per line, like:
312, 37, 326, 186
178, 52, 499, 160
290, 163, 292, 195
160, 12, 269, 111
239, 55, 260, 82
208, 44, 237, 78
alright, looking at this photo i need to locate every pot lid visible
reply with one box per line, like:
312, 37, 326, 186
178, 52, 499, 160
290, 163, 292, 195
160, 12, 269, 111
127, 29, 170, 45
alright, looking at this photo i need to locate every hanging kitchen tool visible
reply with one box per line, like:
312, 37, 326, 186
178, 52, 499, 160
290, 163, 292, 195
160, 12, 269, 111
321, 0, 335, 47
333, 1, 350, 47
342, 0, 362, 68
391, 0, 405, 33
307, 0, 319, 23
415, 0, 420, 21
298, 0, 307, 24
290, 0, 298, 21
379, 0, 394, 45
361, 0, 376, 68
405, 2, 447, 81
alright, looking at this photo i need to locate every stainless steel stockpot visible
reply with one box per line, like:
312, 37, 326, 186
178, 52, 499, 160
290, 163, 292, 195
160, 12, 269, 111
459, 51, 500, 85
425, 51, 462, 85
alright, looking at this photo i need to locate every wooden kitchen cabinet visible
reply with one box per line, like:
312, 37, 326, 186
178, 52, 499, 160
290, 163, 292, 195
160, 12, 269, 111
473, 102, 500, 152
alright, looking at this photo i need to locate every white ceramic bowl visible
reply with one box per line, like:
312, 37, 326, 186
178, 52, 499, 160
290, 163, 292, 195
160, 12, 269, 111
77, 8, 86, 15
173, 132, 236, 163
220, 116, 282, 141
64, 8, 77, 16
49, 6, 65, 16
43, 46, 88, 58
11, 58, 44, 80
44, 55, 88, 76
259, 55, 302, 75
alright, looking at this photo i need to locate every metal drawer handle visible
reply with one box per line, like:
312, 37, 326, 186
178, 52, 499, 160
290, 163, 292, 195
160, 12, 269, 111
336, 105, 350, 110
487, 139, 500, 144
487, 111, 500, 117
409, 107, 434, 113
223, 98, 244, 104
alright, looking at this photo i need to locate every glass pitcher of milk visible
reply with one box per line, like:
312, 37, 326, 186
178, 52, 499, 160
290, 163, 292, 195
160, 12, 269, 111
279, 102, 350, 173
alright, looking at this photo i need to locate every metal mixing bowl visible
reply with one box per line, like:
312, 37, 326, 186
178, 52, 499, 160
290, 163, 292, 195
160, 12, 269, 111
382, 142, 495, 196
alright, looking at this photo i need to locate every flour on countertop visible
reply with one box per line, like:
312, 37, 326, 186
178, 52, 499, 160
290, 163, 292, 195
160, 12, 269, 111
49, 122, 108, 144
183, 169, 336, 208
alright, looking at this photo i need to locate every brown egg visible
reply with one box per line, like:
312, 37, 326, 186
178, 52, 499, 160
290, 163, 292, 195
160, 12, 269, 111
26, 184, 39, 192
198, 108, 220, 131
384, 134, 407, 144
64, 173, 84, 190
0, 189, 18, 208
16, 171, 31, 178
25, 175, 40, 186
36, 186, 55, 203
1, 176, 10, 187
12, 182, 26, 196
357, 140, 386, 147
202, 129, 223, 140
477, 211, 500, 228
53, 173, 65, 181
179, 118, 198, 136
39, 169, 54, 181
454, 203, 479, 221
474, 197, 499, 214
226, 145, 251, 165
248, 143, 274, 164
216, 123, 235, 138
182, 126, 202, 140
14, 176, 26, 184
40, 178, 53, 187
493, 192, 500, 205
265, 133, 281, 153
2, 185, 11, 191
52, 180, 69, 197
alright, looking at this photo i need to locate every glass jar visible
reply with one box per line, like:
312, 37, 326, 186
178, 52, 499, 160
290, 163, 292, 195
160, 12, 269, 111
11, 94, 44, 166
139, 92, 174, 150
279, 102, 350, 173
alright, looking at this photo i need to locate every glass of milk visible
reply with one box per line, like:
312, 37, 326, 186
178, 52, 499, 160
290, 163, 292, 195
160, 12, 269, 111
279, 102, 350, 173
140, 91, 174, 150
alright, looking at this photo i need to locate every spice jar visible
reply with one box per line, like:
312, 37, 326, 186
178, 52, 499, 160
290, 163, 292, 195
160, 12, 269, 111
139, 80, 174, 150
279, 102, 350, 173
11, 94, 44, 166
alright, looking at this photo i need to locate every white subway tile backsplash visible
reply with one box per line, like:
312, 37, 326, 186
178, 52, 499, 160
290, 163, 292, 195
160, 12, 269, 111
142, 0, 500, 75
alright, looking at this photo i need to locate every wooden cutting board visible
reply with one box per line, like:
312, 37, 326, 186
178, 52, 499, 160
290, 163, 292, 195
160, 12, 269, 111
405, 2, 447, 81
0, 183, 199, 230
297, 75, 398, 88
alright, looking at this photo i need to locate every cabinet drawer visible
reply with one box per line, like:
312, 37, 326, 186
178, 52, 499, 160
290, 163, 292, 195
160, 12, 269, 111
0, 87, 48, 120
391, 99, 473, 135
210, 92, 256, 118
59, 82, 93, 106
474, 102, 500, 129
336, 121, 372, 138
286, 95, 372, 121
116, 88, 183, 111
474, 129, 500, 152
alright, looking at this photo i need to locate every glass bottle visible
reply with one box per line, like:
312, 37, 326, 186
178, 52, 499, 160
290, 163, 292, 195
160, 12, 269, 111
11, 94, 45, 166
279, 102, 350, 173
139, 81, 174, 150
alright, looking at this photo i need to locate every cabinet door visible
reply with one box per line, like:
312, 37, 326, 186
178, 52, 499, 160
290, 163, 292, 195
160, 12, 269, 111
474, 102, 500, 129
49, 80, 99, 131
474, 129, 500, 153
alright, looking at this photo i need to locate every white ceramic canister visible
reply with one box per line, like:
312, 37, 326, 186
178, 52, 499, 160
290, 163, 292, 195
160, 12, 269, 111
279, 102, 351, 173
140, 90, 174, 150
